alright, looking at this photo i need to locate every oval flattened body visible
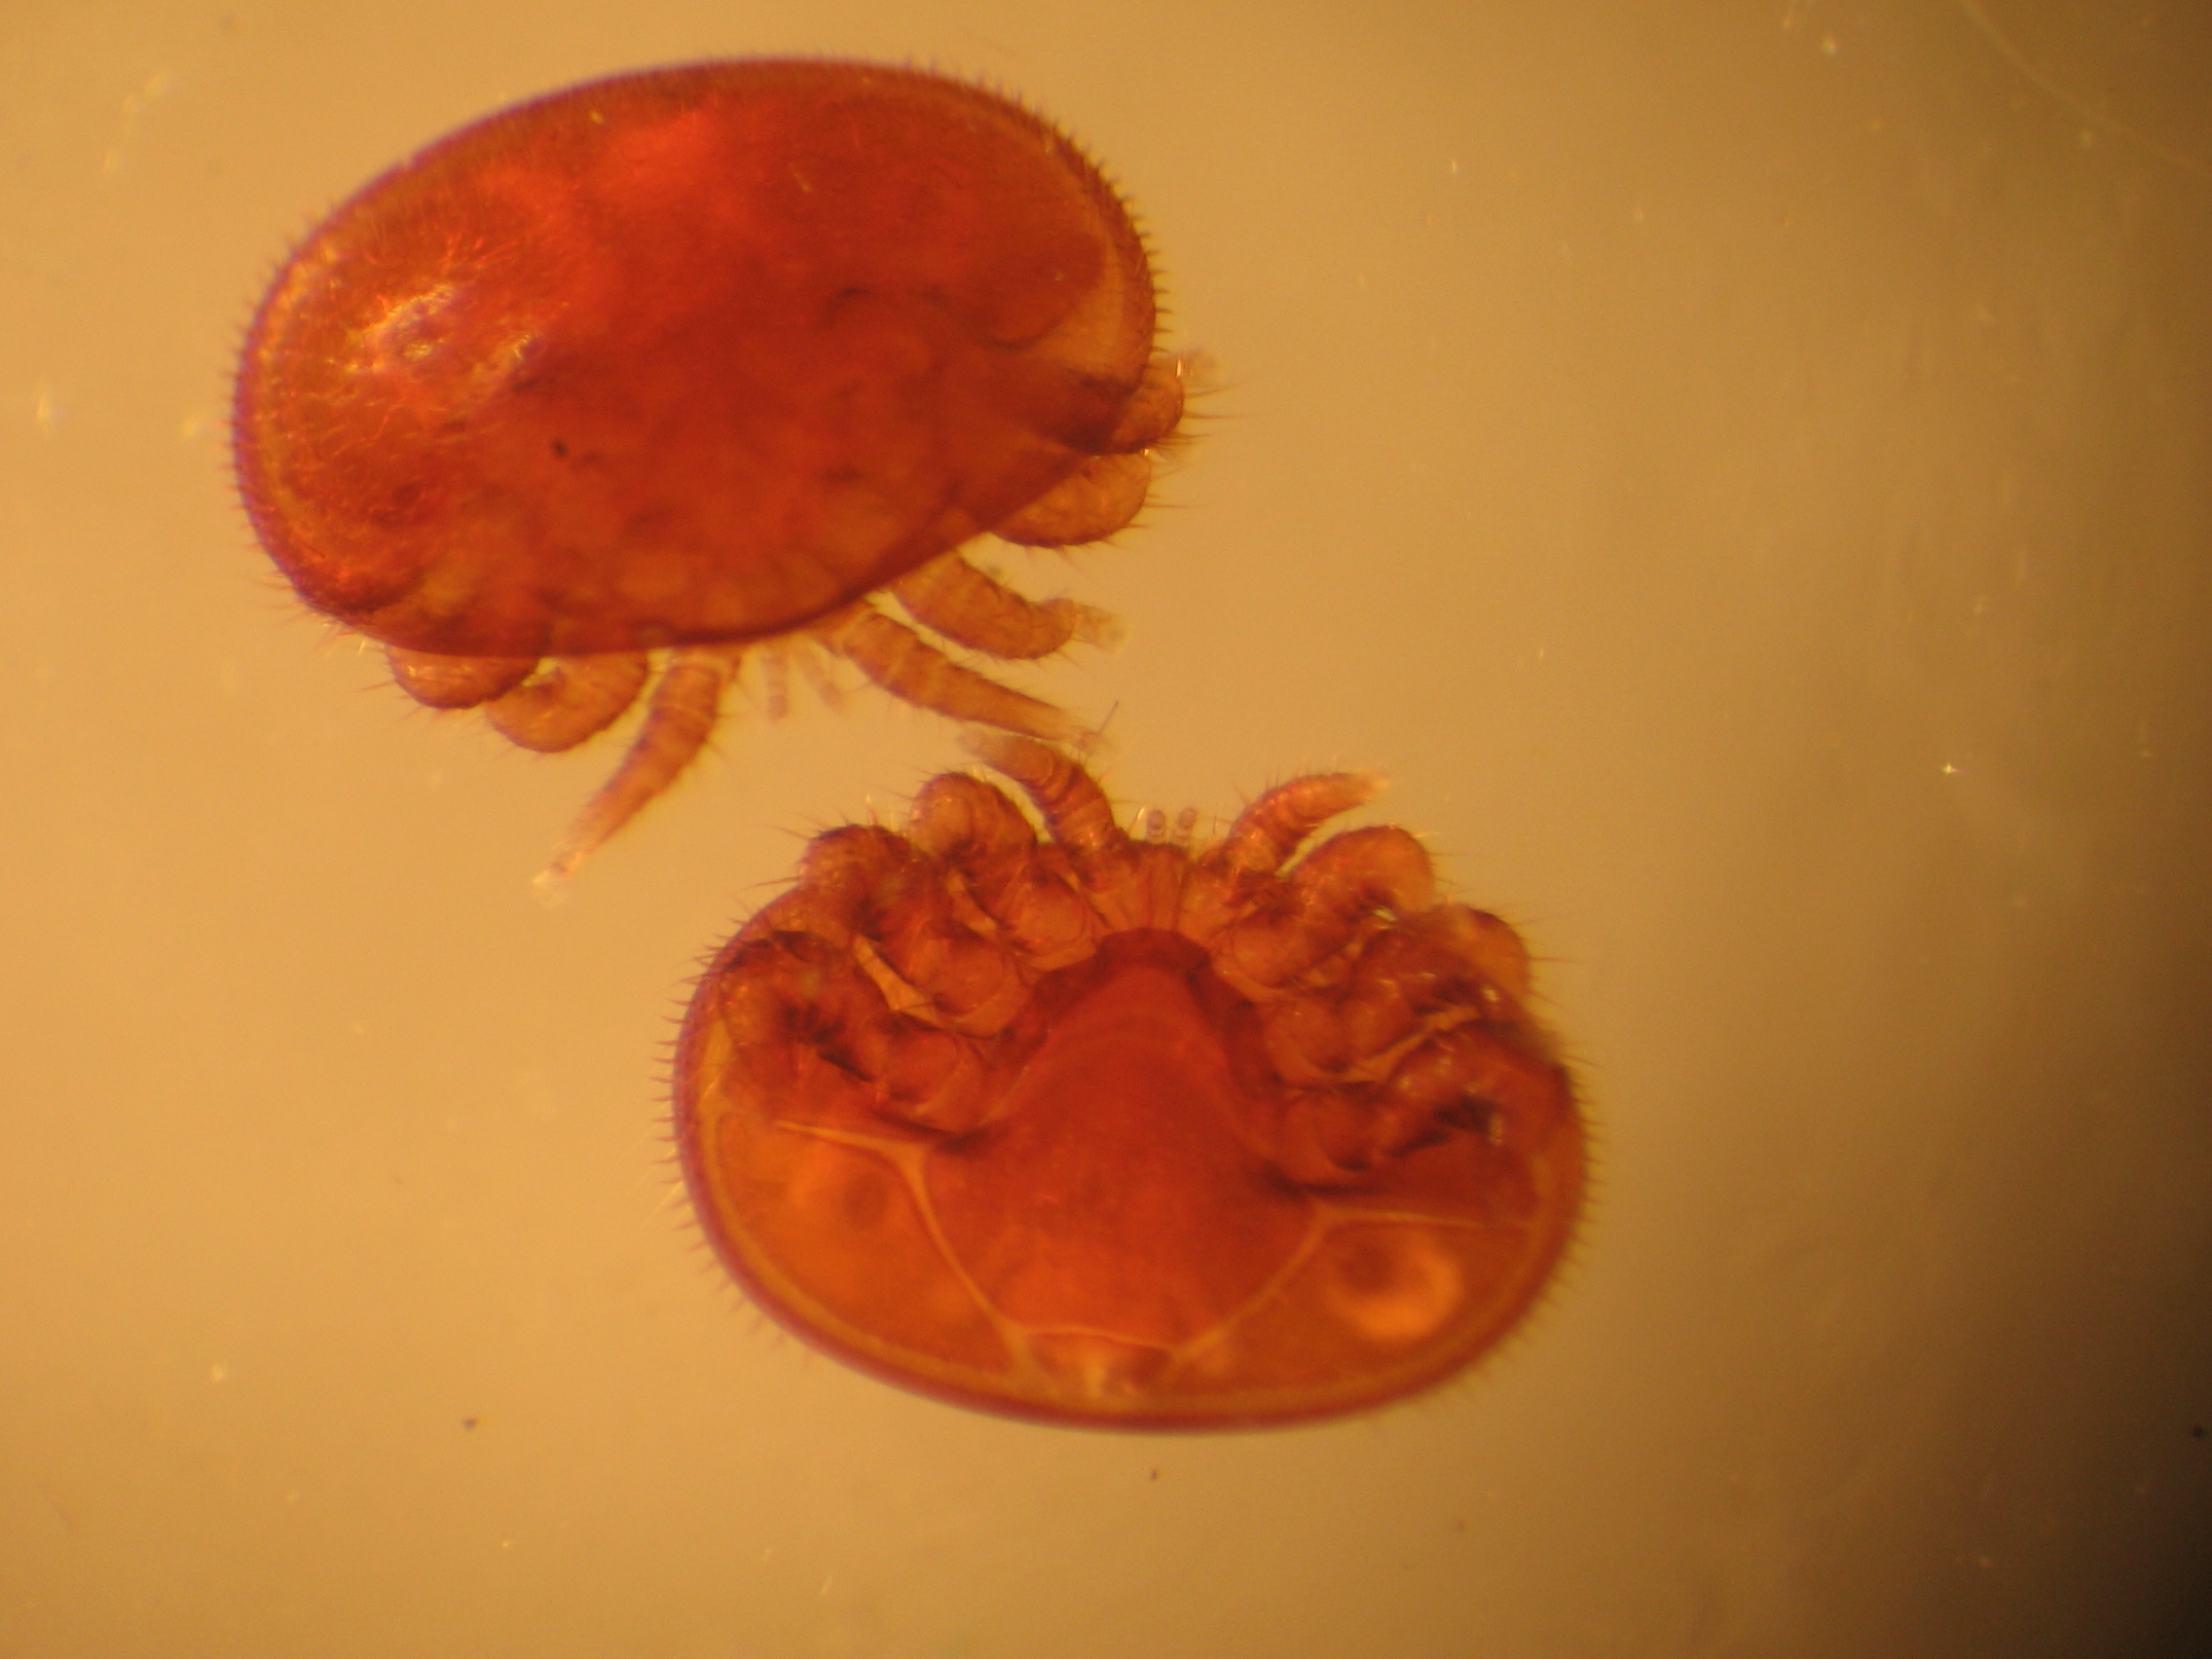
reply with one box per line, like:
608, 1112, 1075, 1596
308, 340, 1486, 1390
235, 59, 1161, 659
676, 742, 1585, 1428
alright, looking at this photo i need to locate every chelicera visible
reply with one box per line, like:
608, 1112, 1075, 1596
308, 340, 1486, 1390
234, 60, 1182, 881
676, 738, 1584, 1427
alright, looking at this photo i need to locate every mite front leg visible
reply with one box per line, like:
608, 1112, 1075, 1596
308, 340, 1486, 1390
1211, 826, 1438, 991
992, 352, 1192, 547
965, 733, 1186, 931
907, 772, 1104, 972
1179, 770, 1382, 945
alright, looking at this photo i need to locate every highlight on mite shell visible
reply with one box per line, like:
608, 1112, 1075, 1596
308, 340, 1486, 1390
234, 59, 1186, 885
676, 737, 1584, 1427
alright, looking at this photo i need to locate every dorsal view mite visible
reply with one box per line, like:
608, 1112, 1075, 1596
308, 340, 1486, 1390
234, 59, 1184, 886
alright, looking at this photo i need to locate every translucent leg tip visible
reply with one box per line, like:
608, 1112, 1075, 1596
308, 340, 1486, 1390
530, 856, 578, 906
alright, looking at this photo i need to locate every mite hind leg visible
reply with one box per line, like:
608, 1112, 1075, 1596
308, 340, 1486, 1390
815, 607, 1088, 749
891, 554, 1121, 659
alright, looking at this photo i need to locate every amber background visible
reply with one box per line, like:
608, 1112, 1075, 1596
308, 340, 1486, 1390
4, 1, 2208, 1654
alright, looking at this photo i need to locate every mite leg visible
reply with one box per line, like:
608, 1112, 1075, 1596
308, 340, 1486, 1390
535, 644, 743, 891
796, 824, 1028, 1037
1376, 1026, 1573, 1160
1213, 827, 1438, 990
1103, 352, 1193, 454
963, 732, 1122, 859
960, 732, 1200, 933
385, 645, 535, 708
758, 645, 791, 720
892, 554, 1121, 658
992, 452, 1154, 548
483, 652, 651, 752
1179, 771, 1385, 946
1258, 1026, 1569, 1188
1249, 898, 1566, 1182
389, 642, 652, 756
906, 771, 1102, 969
992, 352, 1191, 547
710, 932, 987, 1133
1253, 900, 1531, 1088
907, 772, 1036, 866
864, 887, 1028, 1038
816, 608, 1086, 747
1216, 774, 1384, 877
756, 637, 847, 720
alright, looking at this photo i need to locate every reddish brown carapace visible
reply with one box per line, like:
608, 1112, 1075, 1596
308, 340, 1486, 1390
235, 60, 1181, 880
677, 739, 1584, 1427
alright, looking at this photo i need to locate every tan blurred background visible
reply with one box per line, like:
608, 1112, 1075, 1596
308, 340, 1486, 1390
4, 1, 2208, 1654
